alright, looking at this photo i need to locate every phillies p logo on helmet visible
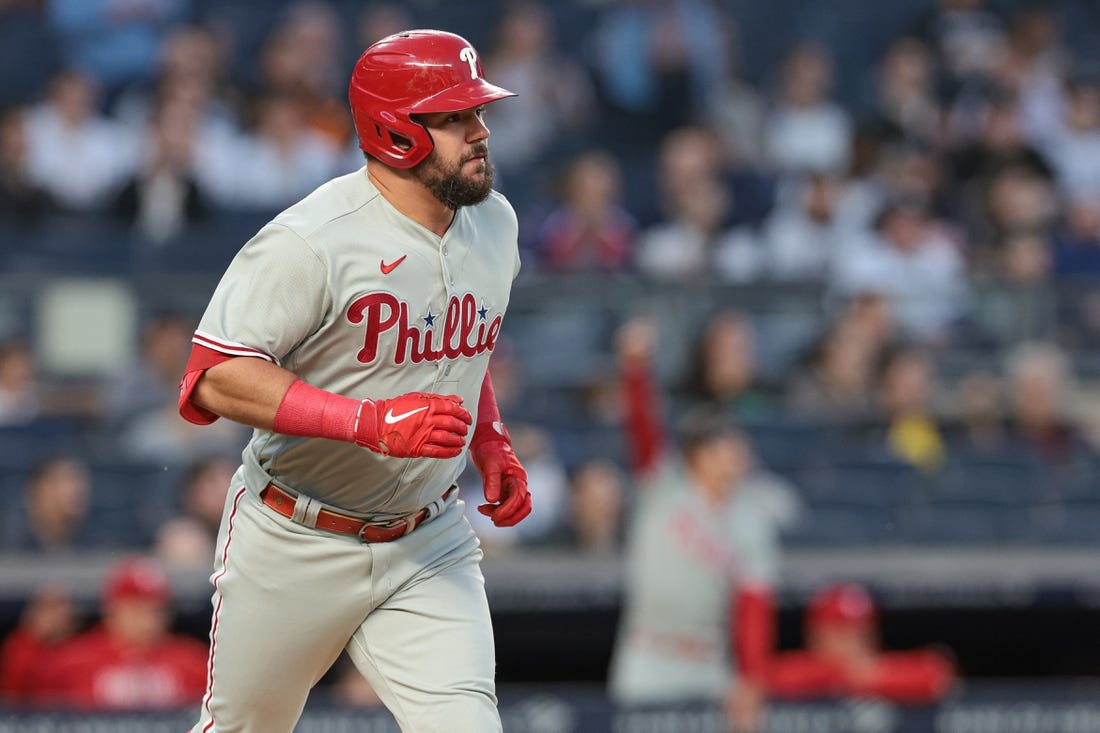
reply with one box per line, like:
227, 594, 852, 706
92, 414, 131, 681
459, 47, 479, 79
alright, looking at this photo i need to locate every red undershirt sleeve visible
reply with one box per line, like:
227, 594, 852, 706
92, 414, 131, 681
734, 586, 777, 686
477, 370, 501, 426
177, 343, 237, 425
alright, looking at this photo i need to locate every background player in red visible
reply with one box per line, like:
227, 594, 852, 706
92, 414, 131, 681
1, 556, 208, 710
767, 582, 956, 704
608, 317, 797, 732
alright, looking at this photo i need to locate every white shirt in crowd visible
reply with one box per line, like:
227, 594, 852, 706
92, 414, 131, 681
23, 105, 137, 209
195, 128, 340, 211
831, 226, 968, 340
763, 103, 852, 176
636, 222, 764, 283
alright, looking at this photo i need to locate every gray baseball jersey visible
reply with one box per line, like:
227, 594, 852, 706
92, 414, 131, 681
609, 461, 782, 702
192, 166, 520, 515
188, 167, 520, 733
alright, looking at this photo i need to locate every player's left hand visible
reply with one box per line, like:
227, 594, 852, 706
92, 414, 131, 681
469, 421, 531, 527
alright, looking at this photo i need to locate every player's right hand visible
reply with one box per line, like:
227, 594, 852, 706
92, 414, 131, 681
354, 392, 472, 459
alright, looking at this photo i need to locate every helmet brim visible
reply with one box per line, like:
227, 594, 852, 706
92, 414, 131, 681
405, 78, 517, 114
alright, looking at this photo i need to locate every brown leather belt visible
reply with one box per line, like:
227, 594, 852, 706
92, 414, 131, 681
260, 483, 455, 543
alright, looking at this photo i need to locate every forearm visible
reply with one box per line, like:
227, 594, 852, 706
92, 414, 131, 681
191, 357, 298, 430
622, 360, 665, 476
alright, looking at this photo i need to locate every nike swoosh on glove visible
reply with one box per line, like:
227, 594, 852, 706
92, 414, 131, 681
470, 421, 532, 527
355, 393, 472, 458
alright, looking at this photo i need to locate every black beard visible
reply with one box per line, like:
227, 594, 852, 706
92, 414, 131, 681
413, 147, 494, 209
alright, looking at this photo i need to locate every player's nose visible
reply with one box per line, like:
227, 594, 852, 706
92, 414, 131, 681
467, 114, 489, 142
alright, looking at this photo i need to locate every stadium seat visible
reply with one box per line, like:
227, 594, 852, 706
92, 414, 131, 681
900, 501, 1010, 545
932, 457, 1043, 505
785, 504, 901, 546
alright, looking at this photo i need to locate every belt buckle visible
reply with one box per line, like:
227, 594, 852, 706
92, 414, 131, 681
358, 515, 415, 543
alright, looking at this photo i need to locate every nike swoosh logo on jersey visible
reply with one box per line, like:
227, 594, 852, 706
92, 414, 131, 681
384, 405, 429, 424
380, 255, 407, 275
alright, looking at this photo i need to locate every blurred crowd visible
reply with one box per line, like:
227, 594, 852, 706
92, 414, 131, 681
2, 0, 1100, 718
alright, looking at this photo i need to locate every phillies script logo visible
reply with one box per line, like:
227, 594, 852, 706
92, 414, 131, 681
346, 292, 502, 365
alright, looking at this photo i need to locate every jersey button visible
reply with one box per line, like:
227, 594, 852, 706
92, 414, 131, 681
442, 245, 449, 256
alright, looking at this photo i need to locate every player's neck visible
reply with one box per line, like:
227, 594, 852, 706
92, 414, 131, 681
367, 163, 456, 237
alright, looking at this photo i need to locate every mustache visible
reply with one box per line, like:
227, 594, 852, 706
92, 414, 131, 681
464, 144, 489, 162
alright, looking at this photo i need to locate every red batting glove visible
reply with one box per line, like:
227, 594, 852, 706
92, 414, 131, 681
470, 421, 531, 527
354, 393, 472, 459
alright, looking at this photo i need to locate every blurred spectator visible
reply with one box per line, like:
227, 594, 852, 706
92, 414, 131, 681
199, 91, 340, 211
593, 0, 728, 142
1040, 75, 1100, 199
786, 314, 879, 423
861, 36, 942, 148
761, 172, 850, 280
0, 106, 55, 225
636, 128, 763, 281
483, 2, 594, 182
0, 587, 78, 706
1005, 341, 1092, 469
47, 0, 190, 94
974, 164, 1058, 278
831, 197, 969, 342
22, 70, 136, 211
650, 125, 725, 207
9, 457, 93, 551
104, 312, 249, 463
105, 312, 192, 429
835, 139, 946, 236
946, 369, 1007, 458
949, 88, 1054, 258
969, 229, 1054, 346
762, 41, 852, 177
0, 338, 39, 425
844, 291, 899, 353
949, 88, 1052, 191
1053, 191, 1100, 276
609, 317, 799, 732
876, 345, 946, 473
155, 455, 234, 569
259, 2, 350, 147
705, 20, 766, 169
538, 458, 626, 553
916, 0, 1006, 103
1, 556, 208, 710
676, 309, 777, 421
1003, 3, 1067, 148
111, 96, 208, 243
113, 24, 238, 135
767, 582, 956, 705
534, 150, 636, 274
636, 176, 762, 283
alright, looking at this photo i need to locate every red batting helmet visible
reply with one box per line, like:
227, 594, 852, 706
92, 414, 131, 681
103, 557, 171, 606
807, 582, 878, 630
348, 30, 516, 169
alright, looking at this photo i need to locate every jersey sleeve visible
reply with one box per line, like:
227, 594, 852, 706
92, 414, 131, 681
193, 222, 330, 365
731, 506, 781, 589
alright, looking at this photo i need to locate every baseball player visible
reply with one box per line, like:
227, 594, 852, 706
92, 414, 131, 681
176, 30, 531, 733
609, 319, 788, 732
